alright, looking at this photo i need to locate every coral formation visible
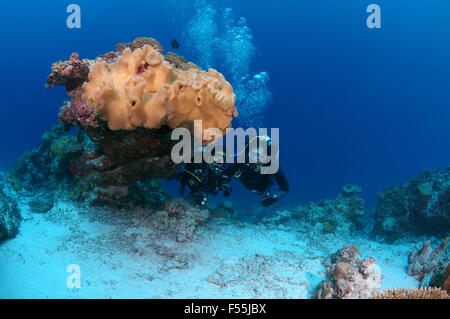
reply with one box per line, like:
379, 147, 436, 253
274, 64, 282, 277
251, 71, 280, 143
151, 197, 209, 242
8, 125, 85, 192
0, 182, 21, 243
291, 185, 366, 234
46, 53, 90, 91
371, 287, 450, 299
83, 45, 237, 140
407, 238, 449, 286
41, 37, 238, 205
373, 167, 450, 242
115, 37, 164, 53
315, 245, 384, 299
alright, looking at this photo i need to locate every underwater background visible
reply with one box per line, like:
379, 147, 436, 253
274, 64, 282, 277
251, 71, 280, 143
0, 0, 449, 299
1, 0, 449, 205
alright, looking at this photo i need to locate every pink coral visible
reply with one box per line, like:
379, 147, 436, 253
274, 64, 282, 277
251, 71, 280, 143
57, 87, 98, 128
316, 246, 384, 299
46, 52, 89, 90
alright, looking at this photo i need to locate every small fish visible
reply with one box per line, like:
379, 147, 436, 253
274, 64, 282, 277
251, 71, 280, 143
171, 39, 180, 49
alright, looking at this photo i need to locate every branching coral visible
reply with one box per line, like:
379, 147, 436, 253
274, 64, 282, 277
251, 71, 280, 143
371, 287, 450, 299
83, 45, 237, 140
407, 238, 449, 286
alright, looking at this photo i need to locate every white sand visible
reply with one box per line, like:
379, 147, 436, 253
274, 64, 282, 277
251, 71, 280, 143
0, 197, 420, 299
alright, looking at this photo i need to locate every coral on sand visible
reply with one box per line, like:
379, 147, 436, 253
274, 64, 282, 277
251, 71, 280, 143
315, 245, 384, 299
0, 183, 21, 243
83, 45, 237, 140
371, 287, 450, 299
407, 238, 449, 286
151, 197, 209, 242
373, 168, 450, 242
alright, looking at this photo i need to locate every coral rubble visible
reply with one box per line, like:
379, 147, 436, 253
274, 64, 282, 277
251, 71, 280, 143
151, 197, 209, 242
373, 168, 450, 242
315, 245, 383, 299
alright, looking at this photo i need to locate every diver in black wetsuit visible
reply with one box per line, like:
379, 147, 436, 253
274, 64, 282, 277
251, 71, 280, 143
176, 136, 289, 207
178, 161, 233, 206
231, 163, 289, 207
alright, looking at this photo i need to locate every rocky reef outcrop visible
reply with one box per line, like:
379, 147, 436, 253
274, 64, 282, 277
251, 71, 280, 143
315, 245, 384, 299
7, 125, 85, 192
284, 185, 366, 234
9, 37, 238, 207
373, 168, 450, 242
0, 182, 21, 243
407, 238, 449, 286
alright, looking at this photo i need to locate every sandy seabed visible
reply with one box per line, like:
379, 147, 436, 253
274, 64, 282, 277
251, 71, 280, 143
0, 196, 419, 299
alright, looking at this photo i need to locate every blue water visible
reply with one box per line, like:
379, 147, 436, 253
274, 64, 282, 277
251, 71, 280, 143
1, 0, 449, 206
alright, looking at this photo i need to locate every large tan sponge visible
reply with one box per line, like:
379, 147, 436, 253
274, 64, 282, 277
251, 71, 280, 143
83, 45, 237, 140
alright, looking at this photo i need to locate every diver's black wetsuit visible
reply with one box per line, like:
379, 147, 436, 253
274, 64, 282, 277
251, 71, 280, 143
232, 163, 289, 207
178, 162, 233, 206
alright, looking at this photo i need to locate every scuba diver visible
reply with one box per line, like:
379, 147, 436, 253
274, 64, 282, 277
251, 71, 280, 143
229, 135, 289, 207
176, 135, 289, 207
231, 162, 289, 207
178, 161, 233, 206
